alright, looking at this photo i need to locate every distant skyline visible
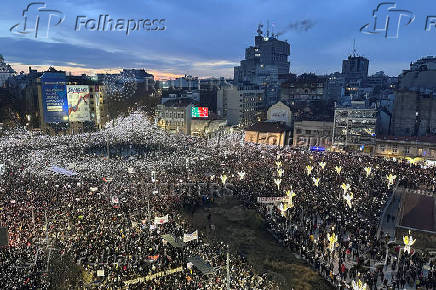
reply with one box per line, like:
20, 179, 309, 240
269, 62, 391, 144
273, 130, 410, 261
1, 0, 436, 79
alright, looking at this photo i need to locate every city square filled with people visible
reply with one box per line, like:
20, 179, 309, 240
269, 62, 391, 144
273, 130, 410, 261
0, 111, 435, 289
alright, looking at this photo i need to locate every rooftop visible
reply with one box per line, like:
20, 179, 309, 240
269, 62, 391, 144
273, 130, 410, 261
377, 135, 436, 144
246, 121, 291, 133
162, 98, 196, 108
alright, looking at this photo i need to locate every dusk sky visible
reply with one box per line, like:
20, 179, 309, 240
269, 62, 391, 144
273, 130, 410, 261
1, 0, 435, 79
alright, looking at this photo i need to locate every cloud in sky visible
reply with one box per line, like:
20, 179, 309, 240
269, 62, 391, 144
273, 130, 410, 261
1, 0, 436, 78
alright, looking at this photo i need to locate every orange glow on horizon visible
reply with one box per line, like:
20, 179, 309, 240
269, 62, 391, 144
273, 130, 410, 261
10, 63, 185, 80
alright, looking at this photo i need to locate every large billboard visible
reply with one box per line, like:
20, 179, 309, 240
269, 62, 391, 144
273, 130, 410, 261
41, 73, 68, 123
67, 85, 91, 122
191, 107, 208, 118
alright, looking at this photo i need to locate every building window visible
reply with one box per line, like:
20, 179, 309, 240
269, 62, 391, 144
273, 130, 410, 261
405, 147, 410, 154
392, 145, 398, 154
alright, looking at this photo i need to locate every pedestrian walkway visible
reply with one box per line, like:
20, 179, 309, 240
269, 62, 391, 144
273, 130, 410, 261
380, 192, 401, 241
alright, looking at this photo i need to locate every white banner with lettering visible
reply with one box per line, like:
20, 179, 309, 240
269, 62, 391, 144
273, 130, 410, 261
183, 230, 198, 243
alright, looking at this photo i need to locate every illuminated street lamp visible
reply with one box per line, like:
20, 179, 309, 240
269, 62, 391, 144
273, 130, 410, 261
343, 192, 353, 208
220, 174, 228, 185
312, 177, 320, 187
341, 183, 351, 195
406, 157, 421, 165
237, 171, 246, 180
335, 166, 342, 175
386, 174, 397, 189
403, 230, 416, 254
277, 168, 284, 177
327, 230, 338, 252
319, 162, 326, 170
306, 165, 313, 176
285, 189, 296, 208
352, 275, 368, 290
274, 178, 282, 190
364, 167, 372, 177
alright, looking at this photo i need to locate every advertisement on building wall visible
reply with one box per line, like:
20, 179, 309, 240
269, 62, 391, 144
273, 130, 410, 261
41, 73, 68, 123
191, 107, 208, 118
67, 85, 91, 122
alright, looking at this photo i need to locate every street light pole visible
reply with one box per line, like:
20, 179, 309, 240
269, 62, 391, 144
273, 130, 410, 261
226, 245, 230, 290
106, 132, 110, 159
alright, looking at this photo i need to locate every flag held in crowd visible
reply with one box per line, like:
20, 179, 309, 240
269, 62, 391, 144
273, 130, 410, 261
147, 254, 160, 262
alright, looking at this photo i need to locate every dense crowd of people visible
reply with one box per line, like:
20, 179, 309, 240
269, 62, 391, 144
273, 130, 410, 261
0, 111, 435, 289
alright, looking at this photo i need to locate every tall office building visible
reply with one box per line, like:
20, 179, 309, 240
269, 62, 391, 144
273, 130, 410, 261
234, 24, 290, 107
217, 85, 264, 126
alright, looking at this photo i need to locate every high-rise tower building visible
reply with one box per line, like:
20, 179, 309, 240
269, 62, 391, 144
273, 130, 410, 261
233, 25, 290, 108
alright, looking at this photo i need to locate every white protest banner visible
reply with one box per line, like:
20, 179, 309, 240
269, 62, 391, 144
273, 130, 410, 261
48, 166, 77, 177
123, 266, 183, 286
183, 230, 198, 243
154, 214, 169, 225
257, 197, 290, 204
97, 270, 104, 277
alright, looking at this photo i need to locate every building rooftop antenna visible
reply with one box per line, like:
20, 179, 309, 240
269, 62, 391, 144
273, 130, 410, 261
271, 22, 275, 38
352, 39, 358, 57
257, 23, 263, 36
267, 20, 270, 38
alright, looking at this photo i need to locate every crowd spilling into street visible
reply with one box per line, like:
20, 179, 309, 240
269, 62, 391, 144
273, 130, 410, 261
0, 111, 435, 289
